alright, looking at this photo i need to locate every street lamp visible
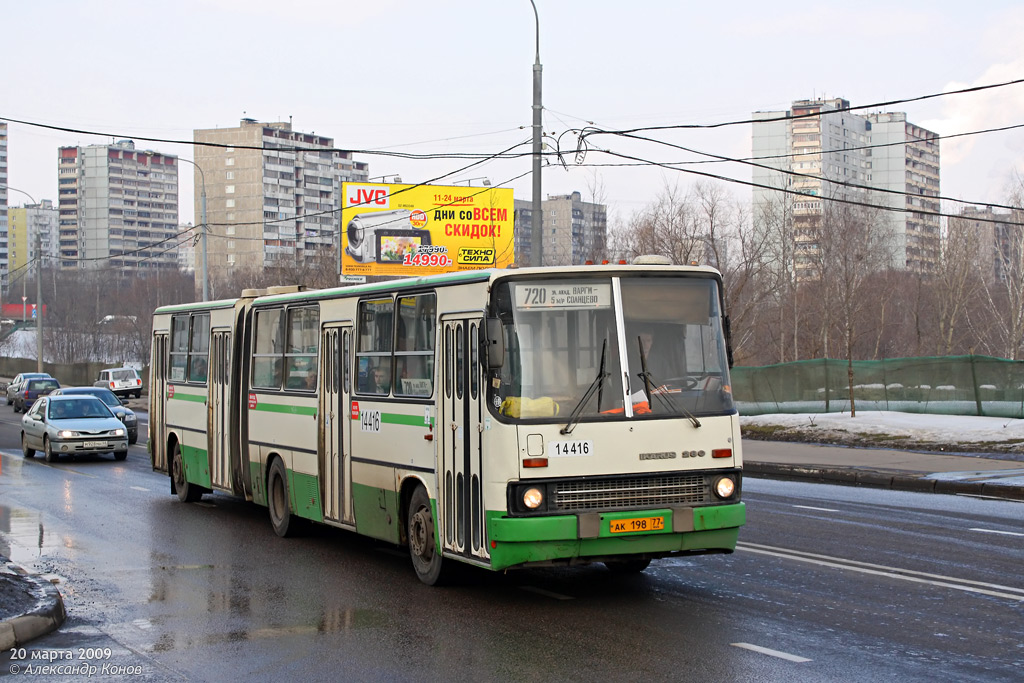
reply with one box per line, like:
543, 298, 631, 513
369, 174, 402, 183
458, 177, 491, 186
1, 185, 43, 371
177, 157, 209, 302
529, 0, 543, 267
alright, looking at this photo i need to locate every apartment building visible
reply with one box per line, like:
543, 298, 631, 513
752, 98, 940, 275
193, 118, 369, 285
955, 206, 1023, 283
0, 123, 8, 292
57, 140, 180, 271
514, 191, 607, 266
7, 200, 59, 278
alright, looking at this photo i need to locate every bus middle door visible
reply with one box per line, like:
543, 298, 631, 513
438, 316, 488, 562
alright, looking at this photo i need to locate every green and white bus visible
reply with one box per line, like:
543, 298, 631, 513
150, 261, 745, 584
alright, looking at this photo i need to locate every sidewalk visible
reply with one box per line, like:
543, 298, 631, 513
743, 438, 1024, 500
0, 558, 66, 650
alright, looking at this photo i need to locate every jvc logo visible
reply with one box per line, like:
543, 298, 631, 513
346, 185, 389, 208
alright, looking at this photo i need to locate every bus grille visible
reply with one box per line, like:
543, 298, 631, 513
552, 475, 709, 511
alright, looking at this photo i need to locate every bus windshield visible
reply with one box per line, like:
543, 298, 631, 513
489, 275, 734, 421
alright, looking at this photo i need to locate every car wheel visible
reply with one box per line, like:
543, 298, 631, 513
43, 437, 57, 463
172, 444, 202, 502
21, 433, 35, 458
129, 434, 138, 446
114, 450, 128, 461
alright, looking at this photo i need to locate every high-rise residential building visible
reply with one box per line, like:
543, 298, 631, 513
8, 200, 59, 280
955, 206, 1022, 283
57, 140, 180, 272
514, 191, 607, 266
0, 122, 9, 292
193, 118, 369, 286
752, 97, 940, 275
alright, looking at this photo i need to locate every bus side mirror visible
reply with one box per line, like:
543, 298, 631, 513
723, 315, 734, 369
484, 318, 505, 369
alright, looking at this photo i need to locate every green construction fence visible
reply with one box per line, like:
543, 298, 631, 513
732, 355, 1024, 418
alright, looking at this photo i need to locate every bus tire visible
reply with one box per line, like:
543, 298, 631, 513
268, 458, 295, 538
172, 444, 203, 503
604, 558, 651, 574
407, 485, 447, 586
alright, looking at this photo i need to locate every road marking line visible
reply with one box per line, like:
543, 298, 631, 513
970, 528, 1024, 537
792, 505, 839, 512
520, 586, 574, 601
737, 542, 1024, 601
130, 486, 149, 492
731, 643, 811, 663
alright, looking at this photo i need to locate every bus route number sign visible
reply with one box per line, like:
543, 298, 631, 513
514, 282, 611, 311
360, 408, 381, 433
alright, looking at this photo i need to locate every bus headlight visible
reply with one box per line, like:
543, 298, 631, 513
714, 476, 736, 499
522, 487, 544, 509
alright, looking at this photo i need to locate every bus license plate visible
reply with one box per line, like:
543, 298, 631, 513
610, 516, 664, 533
83, 441, 107, 448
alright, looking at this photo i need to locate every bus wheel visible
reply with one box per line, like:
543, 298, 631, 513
268, 458, 294, 538
604, 559, 651, 574
172, 444, 202, 503
407, 486, 447, 585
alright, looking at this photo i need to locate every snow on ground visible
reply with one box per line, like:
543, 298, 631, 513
741, 411, 1024, 445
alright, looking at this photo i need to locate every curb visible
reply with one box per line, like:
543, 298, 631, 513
0, 563, 67, 651
744, 462, 1024, 501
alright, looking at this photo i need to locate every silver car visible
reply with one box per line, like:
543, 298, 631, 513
21, 395, 129, 463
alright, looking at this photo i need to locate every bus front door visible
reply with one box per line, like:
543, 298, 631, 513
439, 317, 489, 562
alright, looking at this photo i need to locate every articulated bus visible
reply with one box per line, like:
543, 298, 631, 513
150, 260, 745, 584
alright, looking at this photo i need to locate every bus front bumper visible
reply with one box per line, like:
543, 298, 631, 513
485, 502, 745, 571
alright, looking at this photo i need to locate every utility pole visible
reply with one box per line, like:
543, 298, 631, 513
35, 232, 43, 372
529, 0, 543, 267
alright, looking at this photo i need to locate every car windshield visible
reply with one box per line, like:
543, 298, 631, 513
48, 399, 112, 420
29, 379, 59, 392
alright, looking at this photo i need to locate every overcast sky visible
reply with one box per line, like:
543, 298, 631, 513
4, 0, 1024, 226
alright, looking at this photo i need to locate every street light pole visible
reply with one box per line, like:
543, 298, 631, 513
177, 157, 209, 301
529, 0, 544, 267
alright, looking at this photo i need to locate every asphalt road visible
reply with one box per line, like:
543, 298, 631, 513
1, 409, 1022, 682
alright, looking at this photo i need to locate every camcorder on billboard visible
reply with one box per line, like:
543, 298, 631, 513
341, 182, 514, 277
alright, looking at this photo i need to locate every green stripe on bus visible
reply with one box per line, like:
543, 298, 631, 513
181, 443, 211, 489
382, 413, 433, 427
170, 392, 207, 403
250, 403, 318, 416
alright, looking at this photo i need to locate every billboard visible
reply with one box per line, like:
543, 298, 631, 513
341, 182, 514, 277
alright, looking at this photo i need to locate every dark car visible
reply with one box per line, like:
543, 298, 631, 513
13, 377, 60, 413
21, 395, 129, 462
51, 386, 139, 445
6, 372, 52, 406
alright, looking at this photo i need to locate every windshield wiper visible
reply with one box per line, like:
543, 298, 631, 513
637, 336, 701, 428
561, 339, 608, 435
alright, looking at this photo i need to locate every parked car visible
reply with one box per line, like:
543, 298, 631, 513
21, 395, 129, 462
94, 367, 143, 399
6, 372, 52, 406
51, 386, 138, 445
12, 377, 60, 413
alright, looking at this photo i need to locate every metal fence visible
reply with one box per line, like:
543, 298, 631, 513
732, 355, 1024, 418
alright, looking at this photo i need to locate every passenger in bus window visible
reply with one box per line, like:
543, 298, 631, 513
371, 366, 390, 394
191, 357, 208, 383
